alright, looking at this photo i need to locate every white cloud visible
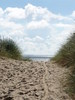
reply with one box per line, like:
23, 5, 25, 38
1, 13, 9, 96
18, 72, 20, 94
25, 3, 52, 21
53, 14, 71, 21
4, 7, 25, 19
0, 4, 74, 56
27, 20, 49, 29
33, 36, 44, 41
0, 8, 4, 16
24, 4, 71, 22
71, 11, 75, 17
0, 18, 24, 30
55, 23, 73, 28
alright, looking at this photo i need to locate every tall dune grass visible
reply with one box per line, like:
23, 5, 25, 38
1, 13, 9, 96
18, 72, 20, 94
0, 38, 22, 60
52, 33, 75, 99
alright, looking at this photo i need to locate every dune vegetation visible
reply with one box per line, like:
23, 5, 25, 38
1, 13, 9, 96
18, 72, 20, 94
0, 38, 31, 61
52, 33, 75, 99
0, 38, 22, 60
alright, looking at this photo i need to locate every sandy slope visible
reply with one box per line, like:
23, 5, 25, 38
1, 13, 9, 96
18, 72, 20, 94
0, 57, 72, 100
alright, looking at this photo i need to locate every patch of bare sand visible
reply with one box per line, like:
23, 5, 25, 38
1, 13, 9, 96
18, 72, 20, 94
0, 57, 72, 100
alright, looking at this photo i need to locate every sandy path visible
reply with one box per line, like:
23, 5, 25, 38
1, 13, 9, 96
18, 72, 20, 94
42, 62, 49, 100
45, 62, 72, 100
0, 57, 72, 100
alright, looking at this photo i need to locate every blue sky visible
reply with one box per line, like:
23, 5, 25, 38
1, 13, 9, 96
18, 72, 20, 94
0, 0, 75, 56
0, 0, 75, 15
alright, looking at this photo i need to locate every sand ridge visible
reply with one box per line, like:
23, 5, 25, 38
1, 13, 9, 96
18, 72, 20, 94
0, 57, 72, 100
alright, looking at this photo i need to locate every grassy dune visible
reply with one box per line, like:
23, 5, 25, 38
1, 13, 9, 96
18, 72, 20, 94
0, 38, 31, 61
0, 38, 22, 59
52, 33, 75, 99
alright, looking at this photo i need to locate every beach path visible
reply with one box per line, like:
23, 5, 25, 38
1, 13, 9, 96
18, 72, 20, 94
0, 57, 72, 100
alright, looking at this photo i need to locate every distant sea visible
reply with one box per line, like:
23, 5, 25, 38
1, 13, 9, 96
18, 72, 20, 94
24, 55, 51, 61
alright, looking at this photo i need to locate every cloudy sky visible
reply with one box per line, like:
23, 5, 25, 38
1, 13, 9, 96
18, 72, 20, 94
0, 0, 75, 56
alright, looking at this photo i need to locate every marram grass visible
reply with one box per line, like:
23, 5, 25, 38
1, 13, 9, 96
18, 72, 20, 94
52, 33, 75, 99
0, 38, 32, 61
0, 38, 22, 60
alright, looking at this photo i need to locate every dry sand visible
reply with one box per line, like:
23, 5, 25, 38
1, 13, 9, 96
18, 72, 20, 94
0, 57, 72, 100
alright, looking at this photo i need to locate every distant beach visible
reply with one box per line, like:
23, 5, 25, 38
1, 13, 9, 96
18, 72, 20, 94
24, 55, 51, 61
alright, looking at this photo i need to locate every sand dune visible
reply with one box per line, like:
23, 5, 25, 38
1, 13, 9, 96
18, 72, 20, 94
0, 57, 72, 100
